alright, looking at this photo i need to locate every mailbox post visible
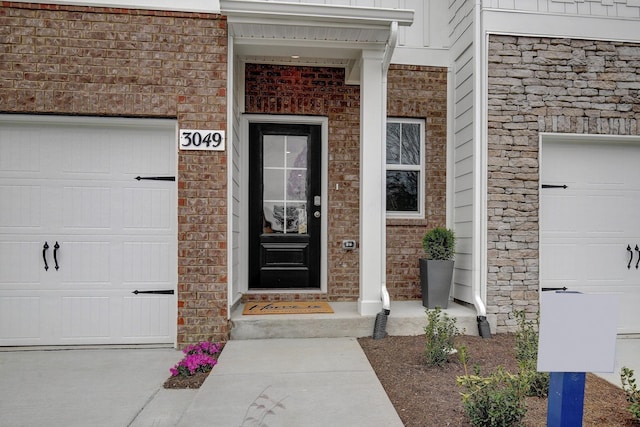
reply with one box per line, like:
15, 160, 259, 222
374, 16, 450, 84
538, 291, 619, 427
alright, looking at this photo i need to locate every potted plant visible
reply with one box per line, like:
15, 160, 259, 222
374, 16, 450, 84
420, 226, 455, 309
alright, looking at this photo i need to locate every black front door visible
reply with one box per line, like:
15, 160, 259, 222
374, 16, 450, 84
248, 123, 322, 289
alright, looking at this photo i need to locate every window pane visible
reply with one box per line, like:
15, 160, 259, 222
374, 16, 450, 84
264, 135, 285, 168
286, 136, 307, 168
401, 123, 420, 165
386, 122, 400, 164
386, 170, 418, 211
287, 169, 306, 200
263, 169, 284, 200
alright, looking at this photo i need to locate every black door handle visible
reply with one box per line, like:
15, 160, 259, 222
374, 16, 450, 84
628, 244, 634, 269
635, 245, 639, 270
53, 242, 60, 271
43, 242, 49, 271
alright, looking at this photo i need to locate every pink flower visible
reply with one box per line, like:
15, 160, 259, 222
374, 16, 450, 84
170, 341, 223, 377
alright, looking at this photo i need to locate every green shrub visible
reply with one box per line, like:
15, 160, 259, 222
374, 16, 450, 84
457, 366, 527, 427
621, 366, 640, 422
424, 307, 460, 367
422, 227, 456, 260
514, 310, 549, 397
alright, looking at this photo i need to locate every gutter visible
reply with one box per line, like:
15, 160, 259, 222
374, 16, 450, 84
373, 21, 397, 339
473, 0, 491, 338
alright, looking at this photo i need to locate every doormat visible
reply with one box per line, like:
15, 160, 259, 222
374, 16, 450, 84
242, 301, 334, 315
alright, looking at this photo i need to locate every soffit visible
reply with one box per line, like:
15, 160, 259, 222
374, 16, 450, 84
221, 0, 414, 83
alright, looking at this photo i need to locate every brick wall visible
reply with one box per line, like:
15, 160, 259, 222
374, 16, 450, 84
487, 35, 640, 331
245, 64, 362, 302
0, 3, 228, 345
386, 65, 448, 300
244, 63, 448, 301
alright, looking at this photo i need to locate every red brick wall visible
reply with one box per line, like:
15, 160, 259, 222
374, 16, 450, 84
245, 64, 361, 302
0, 3, 228, 345
386, 65, 448, 300
244, 63, 448, 302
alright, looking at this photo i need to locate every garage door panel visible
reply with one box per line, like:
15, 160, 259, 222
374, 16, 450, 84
61, 296, 111, 339
123, 187, 173, 231
539, 194, 578, 234
585, 243, 628, 280
0, 296, 41, 339
122, 296, 172, 338
0, 128, 42, 175
540, 243, 579, 281
541, 138, 640, 334
0, 241, 42, 285
59, 241, 111, 285
0, 185, 41, 230
62, 186, 113, 230
59, 131, 112, 177
122, 129, 176, 176
122, 242, 171, 285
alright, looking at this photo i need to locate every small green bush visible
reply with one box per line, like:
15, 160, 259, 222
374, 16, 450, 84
457, 366, 528, 427
422, 227, 456, 260
621, 366, 640, 422
424, 307, 460, 367
514, 310, 549, 397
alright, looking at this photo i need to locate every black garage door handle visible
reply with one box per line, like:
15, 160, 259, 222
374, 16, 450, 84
628, 244, 633, 269
43, 242, 49, 271
53, 242, 60, 271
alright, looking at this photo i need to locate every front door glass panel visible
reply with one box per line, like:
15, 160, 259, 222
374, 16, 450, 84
263, 135, 308, 234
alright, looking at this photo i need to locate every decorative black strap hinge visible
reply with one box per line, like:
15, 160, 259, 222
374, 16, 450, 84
541, 287, 568, 292
132, 289, 175, 295
541, 184, 568, 189
135, 176, 175, 181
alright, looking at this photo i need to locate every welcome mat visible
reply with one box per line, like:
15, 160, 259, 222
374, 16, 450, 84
242, 301, 334, 315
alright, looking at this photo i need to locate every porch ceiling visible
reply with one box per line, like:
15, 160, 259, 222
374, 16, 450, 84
221, 0, 414, 84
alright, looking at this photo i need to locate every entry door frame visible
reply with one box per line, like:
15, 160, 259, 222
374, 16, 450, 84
240, 115, 328, 294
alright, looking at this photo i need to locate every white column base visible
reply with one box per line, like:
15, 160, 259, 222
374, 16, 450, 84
358, 298, 383, 316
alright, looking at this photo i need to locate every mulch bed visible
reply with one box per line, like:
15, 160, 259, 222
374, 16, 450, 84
163, 370, 210, 389
358, 334, 637, 426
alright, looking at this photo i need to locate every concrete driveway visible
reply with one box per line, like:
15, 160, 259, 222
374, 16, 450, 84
0, 347, 183, 427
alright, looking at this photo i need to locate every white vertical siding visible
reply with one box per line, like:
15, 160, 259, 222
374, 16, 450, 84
450, 0, 476, 304
230, 53, 244, 307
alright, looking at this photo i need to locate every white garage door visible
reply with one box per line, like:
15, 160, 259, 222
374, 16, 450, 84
0, 116, 177, 346
540, 137, 640, 334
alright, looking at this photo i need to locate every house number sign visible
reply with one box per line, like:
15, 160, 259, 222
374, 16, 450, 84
179, 129, 225, 151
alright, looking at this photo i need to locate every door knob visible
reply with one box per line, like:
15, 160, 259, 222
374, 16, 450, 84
313, 211, 320, 218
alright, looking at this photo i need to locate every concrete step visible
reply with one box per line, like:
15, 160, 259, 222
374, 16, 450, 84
229, 300, 480, 340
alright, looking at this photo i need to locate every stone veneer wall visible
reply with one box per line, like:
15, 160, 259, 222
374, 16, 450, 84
487, 35, 640, 331
244, 63, 448, 301
0, 3, 228, 345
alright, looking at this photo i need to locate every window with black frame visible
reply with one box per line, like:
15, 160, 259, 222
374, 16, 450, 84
386, 118, 425, 218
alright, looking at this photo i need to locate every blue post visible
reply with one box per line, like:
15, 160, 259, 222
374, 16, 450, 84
547, 371, 586, 427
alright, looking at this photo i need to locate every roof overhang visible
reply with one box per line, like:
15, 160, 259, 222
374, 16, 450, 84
221, 0, 414, 84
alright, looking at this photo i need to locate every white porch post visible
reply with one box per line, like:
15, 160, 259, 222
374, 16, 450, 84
358, 50, 386, 315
